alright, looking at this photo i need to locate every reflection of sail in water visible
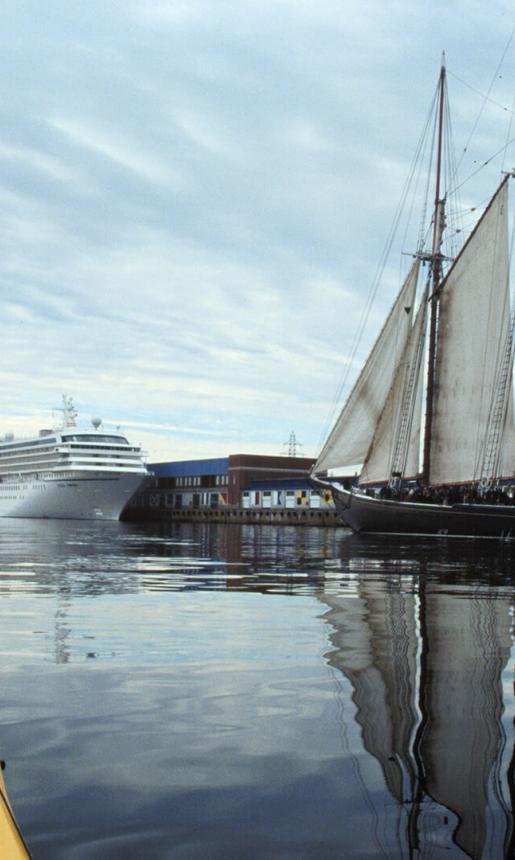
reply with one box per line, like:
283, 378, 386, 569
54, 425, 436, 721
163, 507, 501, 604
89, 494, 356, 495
321, 578, 513, 858
419, 590, 513, 859
323, 585, 419, 806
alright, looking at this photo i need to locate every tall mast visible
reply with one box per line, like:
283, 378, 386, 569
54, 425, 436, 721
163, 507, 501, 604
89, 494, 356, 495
422, 59, 447, 485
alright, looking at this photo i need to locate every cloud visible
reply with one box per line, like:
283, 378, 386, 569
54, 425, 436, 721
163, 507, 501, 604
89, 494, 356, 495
50, 116, 185, 189
0, 1, 514, 460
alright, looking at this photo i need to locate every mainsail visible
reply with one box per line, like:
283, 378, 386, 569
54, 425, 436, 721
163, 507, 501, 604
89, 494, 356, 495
429, 179, 513, 485
315, 261, 419, 475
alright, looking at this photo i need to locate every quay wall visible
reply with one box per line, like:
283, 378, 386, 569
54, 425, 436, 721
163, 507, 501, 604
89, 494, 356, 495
124, 505, 341, 526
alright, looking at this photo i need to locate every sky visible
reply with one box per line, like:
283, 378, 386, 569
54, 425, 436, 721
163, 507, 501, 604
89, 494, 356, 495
1, 0, 515, 463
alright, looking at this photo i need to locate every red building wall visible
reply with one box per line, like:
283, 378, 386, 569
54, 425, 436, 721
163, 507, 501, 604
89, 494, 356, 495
227, 454, 315, 505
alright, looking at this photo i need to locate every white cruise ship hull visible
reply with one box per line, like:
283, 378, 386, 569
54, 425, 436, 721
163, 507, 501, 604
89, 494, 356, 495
0, 472, 145, 520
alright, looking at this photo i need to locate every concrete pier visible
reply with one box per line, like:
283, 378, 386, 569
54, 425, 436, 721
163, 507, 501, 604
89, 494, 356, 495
124, 505, 341, 526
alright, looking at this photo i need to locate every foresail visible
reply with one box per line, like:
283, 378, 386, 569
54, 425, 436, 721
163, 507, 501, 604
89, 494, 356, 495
315, 261, 420, 475
429, 180, 511, 485
360, 285, 426, 484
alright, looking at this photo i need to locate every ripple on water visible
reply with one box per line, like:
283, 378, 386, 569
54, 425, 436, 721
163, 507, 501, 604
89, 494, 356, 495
0, 519, 513, 859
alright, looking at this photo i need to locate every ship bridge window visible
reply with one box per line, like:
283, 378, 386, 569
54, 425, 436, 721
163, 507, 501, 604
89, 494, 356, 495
61, 434, 129, 444
67, 443, 137, 452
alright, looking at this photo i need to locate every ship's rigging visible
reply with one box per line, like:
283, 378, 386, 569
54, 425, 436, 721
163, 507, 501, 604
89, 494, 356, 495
312, 56, 515, 538
316, 59, 515, 492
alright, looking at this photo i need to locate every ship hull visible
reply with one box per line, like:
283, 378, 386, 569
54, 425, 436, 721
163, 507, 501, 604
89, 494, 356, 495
0, 472, 145, 521
313, 480, 515, 538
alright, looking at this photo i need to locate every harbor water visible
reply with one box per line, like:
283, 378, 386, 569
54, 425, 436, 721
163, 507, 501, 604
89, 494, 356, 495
0, 520, 513, 859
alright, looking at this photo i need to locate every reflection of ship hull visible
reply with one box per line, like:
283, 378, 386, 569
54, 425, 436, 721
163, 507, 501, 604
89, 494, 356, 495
0, 472, 144, 520
314, 480, 515, 538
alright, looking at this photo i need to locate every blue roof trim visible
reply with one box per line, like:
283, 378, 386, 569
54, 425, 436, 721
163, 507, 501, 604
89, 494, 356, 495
149, 458, 229, 477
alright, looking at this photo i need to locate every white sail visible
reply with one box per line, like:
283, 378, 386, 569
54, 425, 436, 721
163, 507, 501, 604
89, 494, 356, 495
315, 261, 419, 475
404, 328, 425, 479
498, 387, 515, 477
360, 280, 426, 484
430, 181, 512, 485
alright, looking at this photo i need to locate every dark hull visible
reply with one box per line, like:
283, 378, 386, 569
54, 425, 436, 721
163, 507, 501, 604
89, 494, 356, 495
313, 479, 515, 538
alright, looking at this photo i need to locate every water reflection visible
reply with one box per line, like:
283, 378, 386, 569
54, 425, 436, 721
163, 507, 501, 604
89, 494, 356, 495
0, 519, 513, 859
2, 519, 515, 595
321, 564, 514, 858
0, 519, 348, 598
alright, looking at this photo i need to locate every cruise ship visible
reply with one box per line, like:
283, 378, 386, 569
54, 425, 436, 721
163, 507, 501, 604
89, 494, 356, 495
0, 397, 148, 520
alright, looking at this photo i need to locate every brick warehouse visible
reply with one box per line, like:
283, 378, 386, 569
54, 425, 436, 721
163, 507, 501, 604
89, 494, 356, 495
126, 453, 337, 520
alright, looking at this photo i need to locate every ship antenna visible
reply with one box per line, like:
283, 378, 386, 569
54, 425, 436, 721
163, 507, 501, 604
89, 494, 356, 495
422, 58, 447, 485
62, 394, 77, 428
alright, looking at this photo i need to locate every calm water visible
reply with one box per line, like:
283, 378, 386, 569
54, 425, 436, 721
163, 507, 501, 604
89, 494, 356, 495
0, 520, 513, 859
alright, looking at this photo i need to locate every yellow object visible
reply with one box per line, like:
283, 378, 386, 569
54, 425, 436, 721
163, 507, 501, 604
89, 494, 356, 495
0, 763, 32, 858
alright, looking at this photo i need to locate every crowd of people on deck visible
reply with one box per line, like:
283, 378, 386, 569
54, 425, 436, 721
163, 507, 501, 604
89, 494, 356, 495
369, 482, 515, 506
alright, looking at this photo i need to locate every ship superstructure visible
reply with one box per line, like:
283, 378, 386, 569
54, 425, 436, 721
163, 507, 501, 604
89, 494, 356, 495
0, 397, 148, 520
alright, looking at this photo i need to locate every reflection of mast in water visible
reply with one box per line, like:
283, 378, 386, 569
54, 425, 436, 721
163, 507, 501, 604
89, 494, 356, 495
321, 576, 513, 858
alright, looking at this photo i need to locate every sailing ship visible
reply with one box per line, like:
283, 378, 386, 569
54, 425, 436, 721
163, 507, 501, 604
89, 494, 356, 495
312, 60, 515, 538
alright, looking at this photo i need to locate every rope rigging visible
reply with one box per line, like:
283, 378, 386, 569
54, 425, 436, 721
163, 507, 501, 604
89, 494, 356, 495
316, 79, 443, 459
316, 40, 515, 489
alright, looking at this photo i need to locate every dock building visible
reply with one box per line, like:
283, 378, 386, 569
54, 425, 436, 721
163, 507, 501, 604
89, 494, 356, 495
127, 453, 337, 524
